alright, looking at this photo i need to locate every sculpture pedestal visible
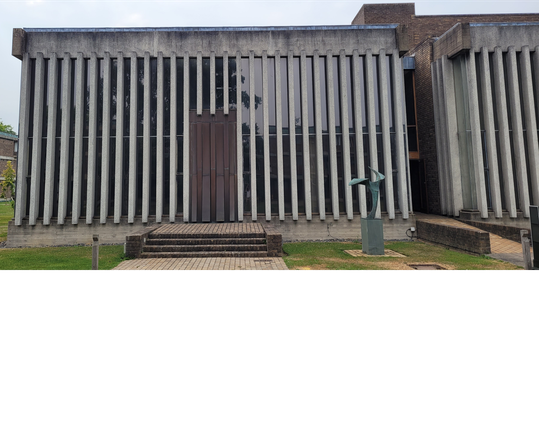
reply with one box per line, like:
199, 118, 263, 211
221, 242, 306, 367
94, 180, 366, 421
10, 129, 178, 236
361, 218, 384, 255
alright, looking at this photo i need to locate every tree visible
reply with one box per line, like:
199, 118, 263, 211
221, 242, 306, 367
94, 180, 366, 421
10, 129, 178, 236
1, 161, 16, 208
0, 119, 16, 135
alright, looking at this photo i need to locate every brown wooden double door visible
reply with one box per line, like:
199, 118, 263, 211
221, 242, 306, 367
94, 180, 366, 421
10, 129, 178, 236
189, 110, 237, 222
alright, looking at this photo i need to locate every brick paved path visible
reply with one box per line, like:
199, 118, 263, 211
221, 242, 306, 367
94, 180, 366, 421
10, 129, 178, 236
113, 257, 288, 270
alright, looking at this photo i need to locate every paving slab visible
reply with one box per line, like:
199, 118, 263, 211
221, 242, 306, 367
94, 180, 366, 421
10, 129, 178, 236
113, 257, 288, 270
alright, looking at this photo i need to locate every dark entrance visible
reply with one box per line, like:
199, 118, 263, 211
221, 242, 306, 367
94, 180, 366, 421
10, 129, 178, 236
189, 110, 237, 222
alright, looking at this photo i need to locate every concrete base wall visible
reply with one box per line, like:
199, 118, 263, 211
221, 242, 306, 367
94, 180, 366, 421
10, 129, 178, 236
246, 213, 415, 242
7, 213, 416, 247
458, 210, 530, 229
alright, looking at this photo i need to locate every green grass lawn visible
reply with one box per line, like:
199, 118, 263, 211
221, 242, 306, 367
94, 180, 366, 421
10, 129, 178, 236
0, 200, 520, 271
282, 241, 520, 270
0, 244, 126, 270
0, 201, 14, 242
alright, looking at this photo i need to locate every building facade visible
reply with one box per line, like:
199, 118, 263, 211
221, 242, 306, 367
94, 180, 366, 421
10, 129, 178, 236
0, 131, 18, 199
354, 3, 539, 217
9, 24, 413, 246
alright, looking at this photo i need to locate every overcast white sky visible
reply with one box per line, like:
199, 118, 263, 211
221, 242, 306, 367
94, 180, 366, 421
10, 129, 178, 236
1, 0, 538, 131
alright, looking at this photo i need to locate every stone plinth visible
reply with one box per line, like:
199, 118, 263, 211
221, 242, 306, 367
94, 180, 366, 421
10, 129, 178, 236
361, 218, 384, 255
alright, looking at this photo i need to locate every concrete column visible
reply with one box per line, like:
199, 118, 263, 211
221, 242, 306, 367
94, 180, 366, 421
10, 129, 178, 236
338, 51, 353, 220
313, 50, 326, 221
142, 52, 151, 223
249, 51, 257, 220
478, 47, 502, 218
197, 52, 202, 116
169, 52, 177, 222
15, 53, 32, 225
352, 50, 367, 218
365, 50, 380, 218
326, 51, 339, 220
262, 51, 271, 221
492, 47, 517, 217
275, 51, 285, 221
431, 59, 453, 215
431, 61, 448, 216
391, 50, 409, 219
300, 51, 312, 221
520, 46, 539, 206
236, 51, 243, 221
506, 47, 529, 217
378, 49, 395, 219
29, 52, 45, 226
44, 52, 58, 225
114, 52, 124, 223
156, 52, 164, 223
72, 53, 85, 224
441, 55, 464, 216
58, 54, 72, 225
128, 52, 137, 223
86, 52, 98, 224
465, 51, 489, 219
210, 52, 216, 115
223, 52, 229, 115
288, 52, 298, 221
100, 52, 111, 224
183, 52, 190, 222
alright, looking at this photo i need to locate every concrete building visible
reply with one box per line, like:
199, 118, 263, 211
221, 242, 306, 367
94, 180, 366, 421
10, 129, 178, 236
8, 3, 539, 247
354, 3, 539, 220
8, 24, 413, 246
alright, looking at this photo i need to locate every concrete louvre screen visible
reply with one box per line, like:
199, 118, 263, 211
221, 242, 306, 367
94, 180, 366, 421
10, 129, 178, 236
9, 25, 415, 247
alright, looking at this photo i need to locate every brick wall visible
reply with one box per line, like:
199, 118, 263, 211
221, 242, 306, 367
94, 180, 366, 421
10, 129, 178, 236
416, 219, 491, 255
407, 38, 440, 214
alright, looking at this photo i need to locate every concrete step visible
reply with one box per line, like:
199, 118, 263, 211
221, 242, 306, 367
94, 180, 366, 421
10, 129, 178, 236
143, 244, 267, 253
145, 237, 266, 246
139, 251, 269, 258
149, 232, 265, 240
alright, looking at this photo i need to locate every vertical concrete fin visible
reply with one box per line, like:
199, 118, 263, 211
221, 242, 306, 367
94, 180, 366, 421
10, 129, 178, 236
142, 52, 151, 223
431, 60, 447, 215
86, 52, 98, 224
44, 52, 58, 225
236, 51, 243, 221
156, 51, 164, 223
15, 52, 31, 226
326, 50, 339, 220
352, 50, 367, 218
100, 52, 111, 224
313, 50, 326, 221
378, 49, 395, 219
288, 51, 298, 221
223, 51, 229, 116
520, 46, 539, 206
339, 50, 353, 220
507, 47, 530, 217
249, 51, 257, 220
169, 52, 177, 222
210, 51, 216, 115
196, 52, 202, 116
183, 51, 190, 222
365, 49, 380, 218
29, 52, 45, 226
478, 47, 502, 218
465, 50, 489, 218
392, 50, 409, 219
262, 51, 271, 221
128, 52, 138, 224
300, 51, 312, 221
58, 53, 72, 225
492, 47, 517, 218
114, 52, 124, 224
275, 51, 285, 221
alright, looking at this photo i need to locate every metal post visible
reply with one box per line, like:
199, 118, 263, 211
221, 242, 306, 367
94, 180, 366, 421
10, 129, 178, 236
530, 205, 539, 269
92, 235, 99, 270
521, 230, 532, 270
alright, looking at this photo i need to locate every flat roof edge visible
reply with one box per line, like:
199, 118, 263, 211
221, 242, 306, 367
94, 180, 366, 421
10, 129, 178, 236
22, 24, 399, 33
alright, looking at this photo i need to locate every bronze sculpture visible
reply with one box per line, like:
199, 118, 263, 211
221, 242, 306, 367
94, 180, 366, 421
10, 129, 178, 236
348, 167, 385, 219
